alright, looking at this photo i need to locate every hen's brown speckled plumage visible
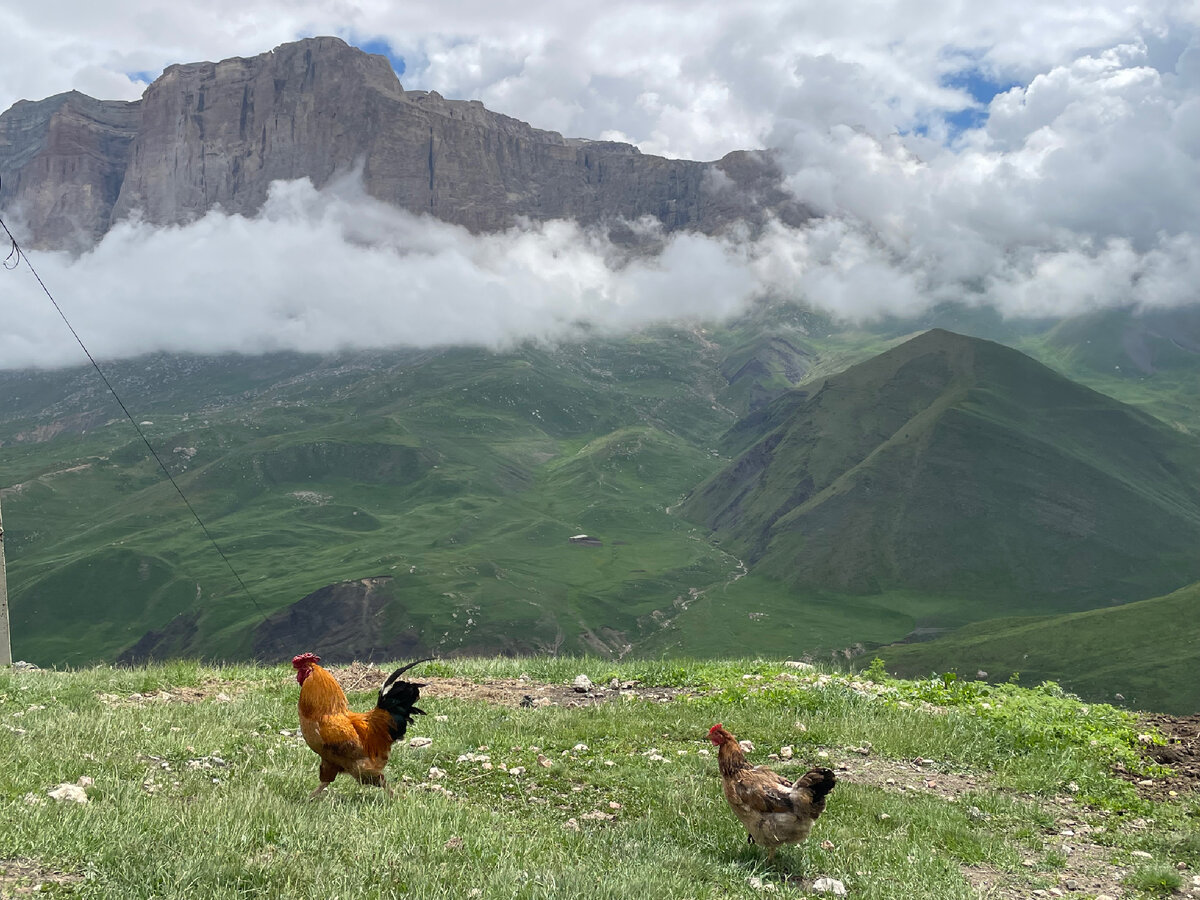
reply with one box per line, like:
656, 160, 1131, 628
707, 723, 836, 861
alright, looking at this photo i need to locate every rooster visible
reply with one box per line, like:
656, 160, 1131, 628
707, 723, 836, 862
292, 653, 431, 798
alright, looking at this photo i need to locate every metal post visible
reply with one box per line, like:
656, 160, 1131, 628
0, 494, 10, 666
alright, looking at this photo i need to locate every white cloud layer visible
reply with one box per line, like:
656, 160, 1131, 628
3, 1, 1200, 367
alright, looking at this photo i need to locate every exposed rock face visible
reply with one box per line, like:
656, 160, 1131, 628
0, 92, 140, 252
0, 36, 809, 251
249, 576, 429, 664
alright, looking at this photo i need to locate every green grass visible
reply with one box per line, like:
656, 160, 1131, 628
0, 658, 1194, 899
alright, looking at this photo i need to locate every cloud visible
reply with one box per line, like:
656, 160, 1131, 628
0, 173, 766, 369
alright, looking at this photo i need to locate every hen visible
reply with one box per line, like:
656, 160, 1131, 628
707, 723, 836, 861
293, 653, 431, 798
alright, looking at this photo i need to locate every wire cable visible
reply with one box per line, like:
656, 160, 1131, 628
0, 187, 268, 622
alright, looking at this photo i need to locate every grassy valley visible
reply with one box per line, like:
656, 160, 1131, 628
3, 305, 1200, 715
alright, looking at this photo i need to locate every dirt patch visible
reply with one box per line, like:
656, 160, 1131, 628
327, 662, 700, 708
0, 859, 84, 896
95, 680, 240, 707
1128, 713, 1200, 799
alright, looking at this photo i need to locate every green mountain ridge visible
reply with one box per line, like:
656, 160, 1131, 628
680, 329, 1200, 605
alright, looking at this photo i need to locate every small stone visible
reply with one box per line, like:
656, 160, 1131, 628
1175, 861, 1188, 870
573, 743, 589, 752
812, 877, 846, 896
444, 836, 463, 850
48, 783, 88, 803
537, 754, 552, 769
739, 740, 755, 752
780, 746, 794, 759
820, 839, 835, 850
794, 722, 808, 732
435, 715, 449, 722
878, 813, 891, 821
76, 776, 95, 788
563, 818, 580, 831
409, 737, 433, 748
1131, 850, 1153, 858
784, 660, 815, 669
428, 767, 446, 780
572, 675, 593, 692
509, 766, 526, 776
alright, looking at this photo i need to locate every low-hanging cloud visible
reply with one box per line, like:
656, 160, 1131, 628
0, 173, 768, 369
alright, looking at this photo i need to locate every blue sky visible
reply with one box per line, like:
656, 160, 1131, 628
354, 38, 406, 78
942, 68, 1022, 134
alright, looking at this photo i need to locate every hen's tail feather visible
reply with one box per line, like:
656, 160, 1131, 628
376, 658, 433, 742
794, 766, 837, 801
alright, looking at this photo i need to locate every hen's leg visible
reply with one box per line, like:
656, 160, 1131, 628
309, 760, 340, 799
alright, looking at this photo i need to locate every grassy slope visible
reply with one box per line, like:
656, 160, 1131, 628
0, 658, 1194, 900
877, 580, 1200, 714
680, 329, 1200, 608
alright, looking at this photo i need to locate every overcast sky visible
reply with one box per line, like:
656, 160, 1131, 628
2, 1, 1200, 367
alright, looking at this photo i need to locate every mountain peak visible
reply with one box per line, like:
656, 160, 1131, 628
683, 330, 1200, 601
0, 37, 812, 251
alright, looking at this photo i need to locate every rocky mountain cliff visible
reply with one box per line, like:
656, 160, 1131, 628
0, 36, 809, 251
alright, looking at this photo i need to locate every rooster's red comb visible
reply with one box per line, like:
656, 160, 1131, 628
292, 653, 320, 668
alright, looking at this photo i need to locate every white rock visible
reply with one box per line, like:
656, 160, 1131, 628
780, 746, 794, 759
428, 767, 446, 780
573, 743, 589, 752
812, 877, 847, 896
739, 740, 755, 752
572, 675, 594, 692
785, 660, 815, 669
408, 737, 433, 748
48, 783, 88, 803
435, 715, 449, 722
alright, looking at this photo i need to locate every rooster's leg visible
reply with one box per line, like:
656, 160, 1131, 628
308, 782, 330, 800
